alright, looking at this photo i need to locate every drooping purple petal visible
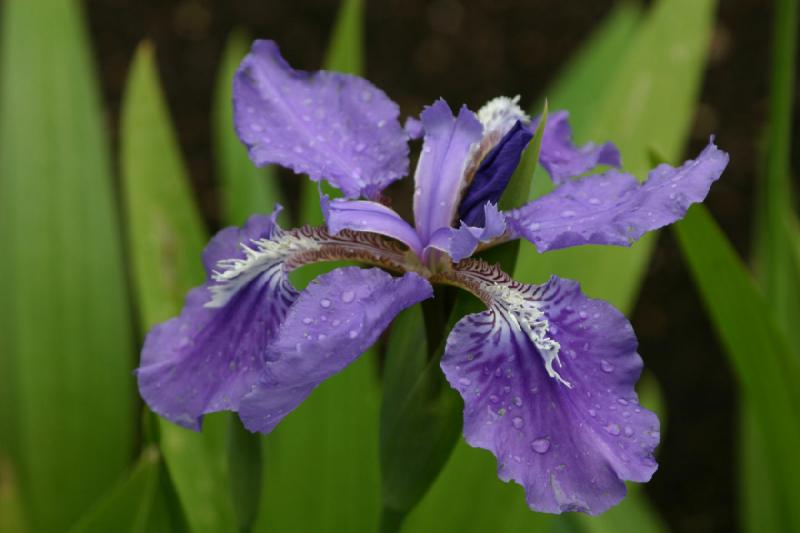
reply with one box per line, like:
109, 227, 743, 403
507, 140, 729, 252
323, 197, 423, 255
459, 121, 533, 226
536, 111, 621, 184
439, 260, 659, 515
136, 212, 298, 430
234, 40, 409, 199
413, 99, 483, 245
239, 267, 432, 433
428, 202, 507, 262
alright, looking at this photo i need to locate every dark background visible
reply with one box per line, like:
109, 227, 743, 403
85, 1, 798, 531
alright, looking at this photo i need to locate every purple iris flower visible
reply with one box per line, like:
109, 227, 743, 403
136, 40, 729, 515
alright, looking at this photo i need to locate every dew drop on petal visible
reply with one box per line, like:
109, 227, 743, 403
605, 423, 621, 436
624, 426, 634, 437
319, 298, 332, 308
531, 438, 551, 454
302, 317, 313, 325
348, 329, 358, 339
600, 359, 615, 373
341, 290, 355, 303
512, 396, 523, 407
458, 377, 472, 386
512, 417, 524, 429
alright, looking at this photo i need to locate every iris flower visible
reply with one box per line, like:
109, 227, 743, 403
137, 40, 728, 514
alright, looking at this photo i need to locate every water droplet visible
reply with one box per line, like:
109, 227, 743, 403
341, 290, 355, 303
497, 408, 506, 416
578, 311, 588, 319
617, 398, 629, 406
512, 417, 524, 429
319, 298, 331, 308
530, 222, 541, 231
512, 396, 523, 407
588, 197, 601, 205
624, 426, 634, 437
561, 209, 576, 218
354, 142, 366, 153
531, 438, 550, 454
458, 377, 472, 386
250, 123, 263, 132
302, 317, 313, 324
600, 359, 615, 373
377, 119, 386, 127
605, 423, 621, 436
348, 329, 358, 339
489, 394, 499, 403
588, 408, 596, 417
332, 319, 341, 327
318, 333, 327, 341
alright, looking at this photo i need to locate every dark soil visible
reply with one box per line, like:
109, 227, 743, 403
85, 1, 799, 531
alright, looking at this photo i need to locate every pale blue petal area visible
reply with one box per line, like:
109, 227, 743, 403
413, 99, 483, 245
536, 110, 621, 184
239, 267, 433, 433
427, 203, 507, 262
137, 212, 297, 430
440, 263, 659, 515
507, 140, 729, 252
234, 40, 409, 199
323, 196, 423, 255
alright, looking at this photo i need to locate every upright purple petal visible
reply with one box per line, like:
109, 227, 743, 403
428, 202, 507, 262
438, 260, 659, 514
323, 197, 423, 256
459, 121, 533, 226
507, 140, 729, 252
536, 111, 621, 184
234, 40, 409, 199
239, 267, 432, 433
136, 212, 299, 429
413, 99, 483, 245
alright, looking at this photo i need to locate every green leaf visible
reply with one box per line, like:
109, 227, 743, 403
120, 41, 238, 533
675, 206, 800, 532
0, 0, 136, 529
515, 0, 717, 312
214, 29, 283, 226
253, 1, 381, 531
0, 456, 29, 533
69, 447, 189, 533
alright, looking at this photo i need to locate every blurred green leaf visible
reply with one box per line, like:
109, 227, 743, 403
746, 0, 798, 530
0, 0, 135, 529
69, 447, 189, 533
121, 41, 238, 533
675, 206, 800, 532
214, 29, 283, 226
253, 1, 381, 531
0, 456, 29, 533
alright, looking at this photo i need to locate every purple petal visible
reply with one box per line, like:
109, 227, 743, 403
137, 212, 298, 429
413, 99, 483, 245
323, 197, 423, 255
239, 267, 432, 433
428, 203, 507, 262
404, 117, 424, 140
536, 111, 621, 184
234, 40, 409, 199
507, 140, 729, 252
440, 262, 659, 514
459, 121, 533, 226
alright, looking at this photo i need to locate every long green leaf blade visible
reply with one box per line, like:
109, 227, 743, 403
120, 42, 237, 533
675, 206, 800, 532
0, 0, 135, 529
